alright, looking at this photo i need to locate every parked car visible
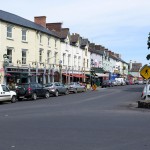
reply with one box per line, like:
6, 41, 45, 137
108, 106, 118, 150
102, 80, 113, 88
16, 82, 50, 100
110, 80, 119, 86
44, 82, 69, 97
134, 80, 143, 84
115, 78, 126, 85
67, 82, 86, 93
141, 84, 150, 100
0, 84, 17, 103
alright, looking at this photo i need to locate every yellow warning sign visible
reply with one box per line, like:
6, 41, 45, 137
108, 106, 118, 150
140, 65, 150, 79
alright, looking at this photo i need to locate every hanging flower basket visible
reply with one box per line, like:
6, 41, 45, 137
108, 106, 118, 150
5, 73, 12, 77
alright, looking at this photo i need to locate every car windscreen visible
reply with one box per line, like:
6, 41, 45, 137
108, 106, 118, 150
45, 83, 53, 87
17, 84, 29, 89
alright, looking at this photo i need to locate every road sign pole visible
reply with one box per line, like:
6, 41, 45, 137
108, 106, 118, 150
146, 80, 148, 100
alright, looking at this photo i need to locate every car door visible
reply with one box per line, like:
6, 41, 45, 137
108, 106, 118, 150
55, 82, 62, 93
36, 83, 45, 97
1, 85, 11, 101
60, 83, 66, 93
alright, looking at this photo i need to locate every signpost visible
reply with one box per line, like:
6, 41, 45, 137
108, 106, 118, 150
140, 65, 150, 100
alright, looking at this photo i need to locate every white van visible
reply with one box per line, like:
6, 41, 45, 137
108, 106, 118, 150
115, 78, 126, 86
141, 84, 150, 100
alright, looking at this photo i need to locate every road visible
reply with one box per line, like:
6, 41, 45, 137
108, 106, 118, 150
0, 84, 149, 150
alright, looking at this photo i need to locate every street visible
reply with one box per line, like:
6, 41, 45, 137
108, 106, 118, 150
0, 84, 149, 150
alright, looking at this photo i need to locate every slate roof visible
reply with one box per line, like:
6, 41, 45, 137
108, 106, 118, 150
0, 10, 59, 38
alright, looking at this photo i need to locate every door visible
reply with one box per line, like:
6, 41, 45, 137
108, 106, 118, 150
0, 85, 11, 101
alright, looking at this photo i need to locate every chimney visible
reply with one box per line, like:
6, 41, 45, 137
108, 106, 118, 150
46, 23, 62, 32
34, 16, 46, 28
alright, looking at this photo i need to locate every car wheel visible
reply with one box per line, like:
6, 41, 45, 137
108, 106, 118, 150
65, 89, 69, 95
84, 88, 87, 92
74, 89, 77, 93
55, 90, 59, 97
32, 93, 37, 100
11, 96, 17, 103
45, 91, 50, 99
17, 97, 23, 101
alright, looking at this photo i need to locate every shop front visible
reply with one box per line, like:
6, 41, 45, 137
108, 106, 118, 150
5, 66, 60, 89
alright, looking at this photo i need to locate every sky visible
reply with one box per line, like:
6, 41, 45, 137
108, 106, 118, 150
1, 0, 150, 65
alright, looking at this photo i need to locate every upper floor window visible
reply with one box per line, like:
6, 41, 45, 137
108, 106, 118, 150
7, 48, 12, 63
63, 53, 66, 65
68, 54, 71, 66
83, 58, 85, 67
47, 50, 51, 64
87, 59, 89, 68
55, 39, 57, 48
85, 48, 87, 56
39, 34, 42, 44
22, 29, 27, 41
22, 49, 27, 64
39, 49, 43, 63
54, 52, 58, 64
74, 55, 77, 66
7, 25, 13, 38
78, 56, 81, 68
48, 37, 50, 47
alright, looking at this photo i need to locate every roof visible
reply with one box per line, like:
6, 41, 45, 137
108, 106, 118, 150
0, 10, 59, 38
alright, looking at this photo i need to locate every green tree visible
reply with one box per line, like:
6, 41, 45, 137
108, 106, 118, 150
146, 32, 150, 60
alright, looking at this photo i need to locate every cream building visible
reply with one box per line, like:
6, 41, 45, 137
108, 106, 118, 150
0, 10, 61, 87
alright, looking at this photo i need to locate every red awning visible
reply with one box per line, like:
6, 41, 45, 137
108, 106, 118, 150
70, 74, 88, 78
62, 73, 70, 77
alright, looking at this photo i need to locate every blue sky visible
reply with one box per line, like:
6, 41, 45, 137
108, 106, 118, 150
1, 0, 150, 65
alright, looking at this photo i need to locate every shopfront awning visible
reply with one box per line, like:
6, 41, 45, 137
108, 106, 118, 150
95, 73, 109, 77
62, 73, 70, 77
71, 74, 88, 78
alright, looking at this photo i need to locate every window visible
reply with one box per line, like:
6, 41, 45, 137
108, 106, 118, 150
39, 34, 42, 44
39, 49, 43, 63
83, 58, 85, 67
74, 55, 77, 66
7, 25, 13, 38
7, 48, 12, 63
87, 59, 89, 68
47, 50, 51, 64
63, 53, 66, 65
68, 54, 71, 65
54, 52, 58, 64
22, 49, 27, 64
78, 56, 81, 68
48, 37, 50, 47
55, 39, 57, 48
2, 85, 9, 92
85, 48, 87, 56
22, 29, 27, 41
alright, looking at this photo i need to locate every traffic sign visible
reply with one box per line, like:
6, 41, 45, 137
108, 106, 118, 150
140, 65, 150, 79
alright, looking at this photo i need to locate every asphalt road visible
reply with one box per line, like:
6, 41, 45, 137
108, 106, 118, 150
0, 84, 149, 150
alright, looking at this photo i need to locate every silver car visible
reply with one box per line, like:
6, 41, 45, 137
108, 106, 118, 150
44, 82, 69, 97
68, 82, 86, 93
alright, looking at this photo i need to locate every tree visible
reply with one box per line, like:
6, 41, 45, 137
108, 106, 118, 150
146, 33, 150, 60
